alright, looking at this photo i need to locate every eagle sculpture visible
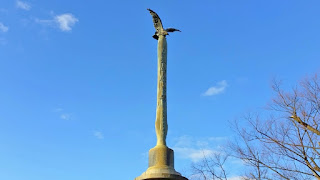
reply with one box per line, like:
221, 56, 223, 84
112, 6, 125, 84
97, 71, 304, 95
147, 8, 181, 40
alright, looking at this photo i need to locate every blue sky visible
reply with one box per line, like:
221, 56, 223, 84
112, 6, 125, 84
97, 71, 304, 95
1, 0, 320, 179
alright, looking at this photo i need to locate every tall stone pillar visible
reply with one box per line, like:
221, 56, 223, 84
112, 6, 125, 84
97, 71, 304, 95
135, 35, 188, 180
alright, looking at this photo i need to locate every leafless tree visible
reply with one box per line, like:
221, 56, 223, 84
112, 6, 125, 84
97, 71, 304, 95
230, 74, 320, 180
191, 151, 230, 180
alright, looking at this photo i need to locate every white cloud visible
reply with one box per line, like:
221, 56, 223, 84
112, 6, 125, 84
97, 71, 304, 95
172, 135, 228, 162
93, 131, 104, 139
172, 135, 247, 179
35, 13, 78, 32
16, 1, 31, 11
53, 108, 63, 112
174, 147, 216, 162
228, 176, 246, 180
60, 113, 72, 120
54, 13, 78, 32
203, 80, 228, 96
0, 22, 9, 32
35, 18, 53, 25
52, 107, 73, 120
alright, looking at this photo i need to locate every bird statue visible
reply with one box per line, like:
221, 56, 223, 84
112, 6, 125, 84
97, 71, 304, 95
147, 8, 181, 40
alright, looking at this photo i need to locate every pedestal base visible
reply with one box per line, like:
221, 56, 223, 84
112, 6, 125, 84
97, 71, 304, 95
135, 145, 188, 180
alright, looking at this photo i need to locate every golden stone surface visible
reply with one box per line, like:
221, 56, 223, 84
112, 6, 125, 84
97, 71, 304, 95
135, 35, 188, 180
155, 35, 168, 146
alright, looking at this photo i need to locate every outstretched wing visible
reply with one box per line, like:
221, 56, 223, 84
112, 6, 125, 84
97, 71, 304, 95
165, 28, 181, 32
147, 9, 163, 32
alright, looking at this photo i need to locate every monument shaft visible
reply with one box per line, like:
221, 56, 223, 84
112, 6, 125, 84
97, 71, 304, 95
135, 34, 186, 180
155, 35, 168, 146
135, 9, 187, 180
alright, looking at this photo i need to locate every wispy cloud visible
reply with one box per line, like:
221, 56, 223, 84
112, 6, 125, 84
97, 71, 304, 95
228, 176, 246, 180
53, 107, 73, 120
60, 113, 72, 120
0, 22, 9, 32
35, 18, 54, 27
203, 80, 228, 96
16, 0, 31, 11
93, 131, 104, 139
36, 13, 78, 32
53, 108, 63, 112
54, 13, 78, 32
175, 147, 216, 162
173, 135, 246, 179
172, 135, 228, 162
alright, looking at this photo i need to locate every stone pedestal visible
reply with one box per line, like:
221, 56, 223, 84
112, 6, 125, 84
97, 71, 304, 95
135, 145, 188, 180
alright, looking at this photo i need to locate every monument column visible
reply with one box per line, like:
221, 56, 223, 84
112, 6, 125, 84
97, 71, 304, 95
155, 34, 168, 146
135, 9, 188, 180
